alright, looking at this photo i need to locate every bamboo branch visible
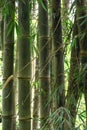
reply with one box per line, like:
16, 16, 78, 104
3, 75, 13, 89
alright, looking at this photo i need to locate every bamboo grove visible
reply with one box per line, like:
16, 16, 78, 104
0, 0, 87, 130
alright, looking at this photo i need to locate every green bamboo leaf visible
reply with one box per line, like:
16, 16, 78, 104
38, 0, 47, 11
33, 45, 39, 56
79, 116, 84, 123
14, 21, 19, 35
7, 20, 14, 37
65, 59, 69, 68
71, 37, 77, 48
2, 5, 9, 19
77, 15, 87, 20
80, 33, 86, 41
79, 111, 86, 118
80, 18, 87, 26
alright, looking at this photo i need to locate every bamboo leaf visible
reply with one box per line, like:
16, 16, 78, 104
80, 33, 86, 41
2, 5, 9, 19
69, 0, 76, 13
77, 15, 87, 20
71, 37, 77, 48
38, 0, 47, 11
14, 21, 19, 35
80, 18, 87, 26
7, 20, 14, 37
33, 45, 39, 56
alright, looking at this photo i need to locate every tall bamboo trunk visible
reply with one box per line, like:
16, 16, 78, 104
76, 0, 87, 125
33, 34, 39, 129
31, 2, 40, 129
0, 10, 3, 50
65, 17, 80, 129
14, 36, 19, 130
62, 0, 69, 22
18, 0, 31, 130
51, 1, 65, 129
2, 1, 16, 130
38, 0, 50, 129
1, 16, 4, 52
52, 0, 65, 109
33, 56, 39, 130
